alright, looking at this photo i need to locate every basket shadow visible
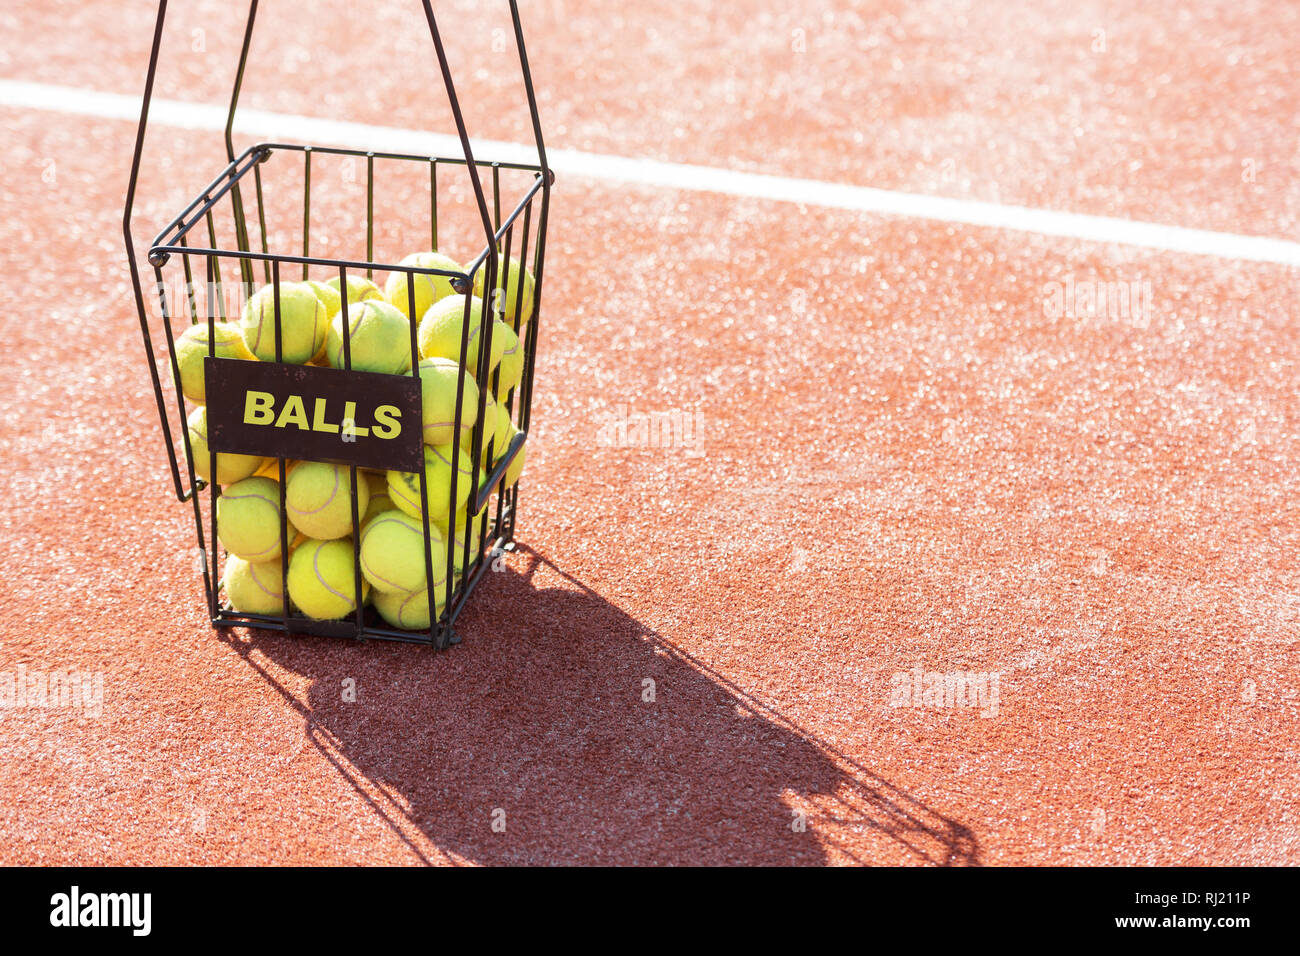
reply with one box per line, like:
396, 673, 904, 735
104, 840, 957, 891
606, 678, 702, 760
220, 546, 979, 866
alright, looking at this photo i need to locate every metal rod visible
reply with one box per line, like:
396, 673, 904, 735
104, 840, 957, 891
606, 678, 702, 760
366, 153, 375, 278
225, 0, 259, 163
302, 147, 312, 278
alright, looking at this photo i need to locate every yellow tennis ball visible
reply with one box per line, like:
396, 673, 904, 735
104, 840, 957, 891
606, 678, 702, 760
475, 393, 514, 465
287, 537, 368, 620
217, 476, 293, 561
373, 585, 445, 631
474, 255, 535, 325
492, 322, 525, 401
306, 279, 342, 319
174, 321, 256, 405
240, 281, 328, 364
359, 508, 447, 595
324, 274, 384, 311
325, 299, 414, 374
385, 251, 463, 322
386, 443, 474, 523
435, 504, 486, 574
253, 458, 300, 480
488, 425, 527, 488
417, 357, 479, 446
185, 406, 263, 485
285, 461, 369, 540
224, 555, 286, 615
505, 439, 526, 487
360, 470, 394, 526
417, 294, 507, 374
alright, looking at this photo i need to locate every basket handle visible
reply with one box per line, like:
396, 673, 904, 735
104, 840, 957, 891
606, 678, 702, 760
220, 0, 552, 261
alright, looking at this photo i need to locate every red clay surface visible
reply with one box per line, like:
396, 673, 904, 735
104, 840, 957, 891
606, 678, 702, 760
1, 2, 1298, 865
4, 0, 1298, 237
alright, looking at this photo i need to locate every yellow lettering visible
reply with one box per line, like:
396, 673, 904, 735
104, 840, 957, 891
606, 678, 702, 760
312, 398, 339, 434
341, 401, 368, 437
275, 394, 310, 430
372, 405, 401, 439
243, 390, 275, 425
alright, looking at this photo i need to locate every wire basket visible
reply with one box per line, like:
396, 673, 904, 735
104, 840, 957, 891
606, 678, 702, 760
124, 0, 552, 648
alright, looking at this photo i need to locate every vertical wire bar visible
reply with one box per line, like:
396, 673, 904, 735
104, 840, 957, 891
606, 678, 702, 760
337, 264, 365, 637
302, 148, 312, 279
488, 217, 518, 543
408, 277, 437, 644
253, 160, 271, 284
204, 208, 227, 322
498, 201, 533, 539
429, 159, 438, 251
206, 254, 220, 621
272, 258, 290, 626
443, 290, 476, 644
509, 178, 550, 541
177, 235, 199, 325
155, 263, 195, 500
517, 176, 548, 437
366, 153, 375, 279
492, 164, 502, 237
338, 266, 351, 367
478, 218, 512, 554
164, 259, 216, 612
271, 259, 284, 364
231, 183, 255, 289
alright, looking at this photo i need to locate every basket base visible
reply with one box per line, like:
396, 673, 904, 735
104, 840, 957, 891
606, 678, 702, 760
213, 609, 445, 646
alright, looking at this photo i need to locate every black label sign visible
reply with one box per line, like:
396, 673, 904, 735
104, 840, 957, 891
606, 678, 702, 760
205, 357, 423, 472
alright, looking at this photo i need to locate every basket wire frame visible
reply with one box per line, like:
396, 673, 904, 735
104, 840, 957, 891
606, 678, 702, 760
124, 0, 553, 647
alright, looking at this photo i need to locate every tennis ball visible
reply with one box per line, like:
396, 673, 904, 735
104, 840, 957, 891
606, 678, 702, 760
492, 322, 525, 401
253, 459, 302, 481
326, 299, 414, 374
185, 406, 263, 485
240, 281, 328, 364
489, 424, 527, 488
474, 255, 535, 325
325, 274, 384, 311
436, 504, 486, 574
286, 461, 369, 540
224, 555, 286, 616
505, 438, 526, 487
387, 443, 474, 523
287, 537, 368, 620
174, 321, 256, 405
217, 476, 293, 561
385, 251, 464, 322
373, 585, 445, 631
306, 279, 343, 319
477, 397, 513, 465
360, 470, 394, 526
359, 508, 447, 595
417, 357, 479, 446
417, 295, 507, 374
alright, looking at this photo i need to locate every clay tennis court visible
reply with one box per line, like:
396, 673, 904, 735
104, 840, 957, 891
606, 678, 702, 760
0, 0, 1297, 866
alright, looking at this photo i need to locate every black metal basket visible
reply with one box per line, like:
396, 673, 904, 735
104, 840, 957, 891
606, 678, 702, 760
124, 0, 552, 648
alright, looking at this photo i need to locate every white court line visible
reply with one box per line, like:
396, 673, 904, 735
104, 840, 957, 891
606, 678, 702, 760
4, 77, 1299, 267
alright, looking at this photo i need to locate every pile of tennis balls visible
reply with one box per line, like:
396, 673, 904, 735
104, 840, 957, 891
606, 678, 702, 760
174, 251, 535, 631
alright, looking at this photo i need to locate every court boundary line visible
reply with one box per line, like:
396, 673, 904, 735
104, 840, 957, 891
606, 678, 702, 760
4, 78, 1298, 266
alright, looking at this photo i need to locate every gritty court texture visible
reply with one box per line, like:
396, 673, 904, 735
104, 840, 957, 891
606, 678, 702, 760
1, 0, 1297, 865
